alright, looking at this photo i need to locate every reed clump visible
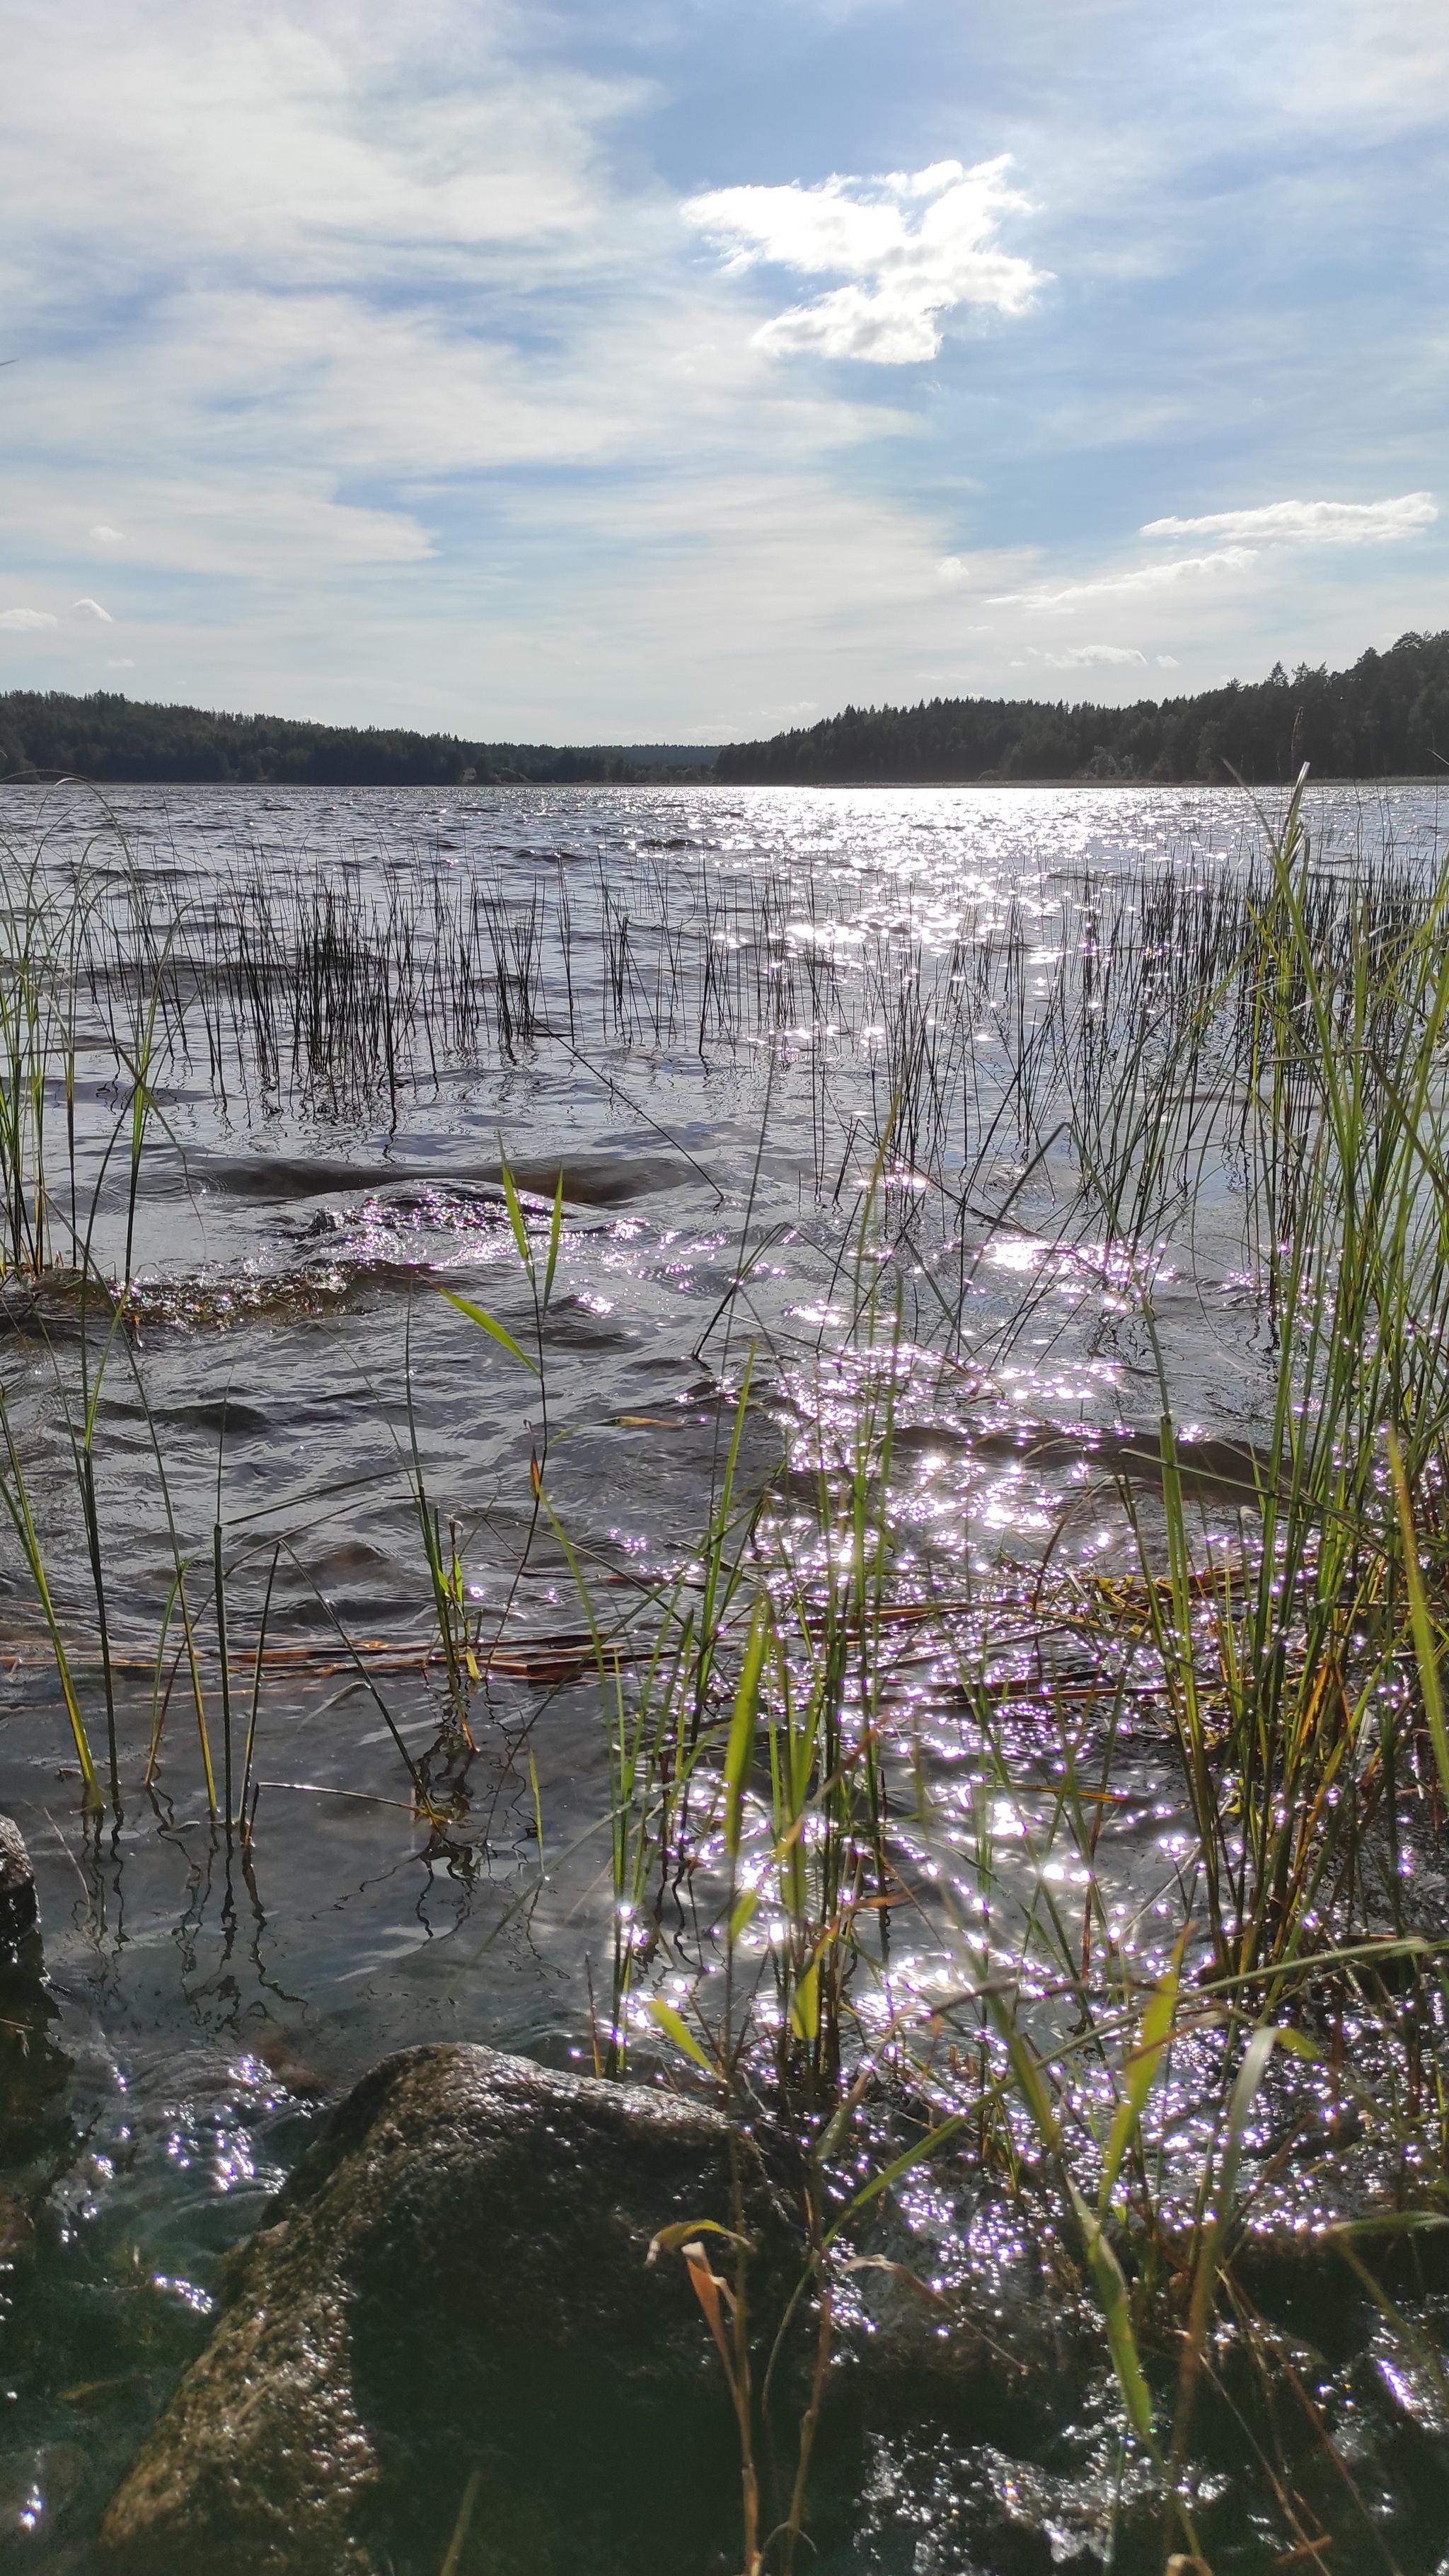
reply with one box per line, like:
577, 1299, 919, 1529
463, 776, 1449, 2570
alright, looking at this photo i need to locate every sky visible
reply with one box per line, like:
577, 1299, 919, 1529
1, 0, 1445, 742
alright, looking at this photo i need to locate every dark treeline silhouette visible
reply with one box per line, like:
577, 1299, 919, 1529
8, 628, 1448, 794
715, 630, 1449, 785
0, 693, 714, 787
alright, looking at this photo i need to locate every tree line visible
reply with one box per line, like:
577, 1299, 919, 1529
714, 630, 1449, 785
0, 693, 714, 787
7, 628, 1448, 792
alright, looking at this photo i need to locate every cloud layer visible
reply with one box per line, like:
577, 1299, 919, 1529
0, 0, 1442, 730
682, 158, 1044, 363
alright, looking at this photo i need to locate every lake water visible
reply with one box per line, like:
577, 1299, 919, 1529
1, 777, 1448, 2569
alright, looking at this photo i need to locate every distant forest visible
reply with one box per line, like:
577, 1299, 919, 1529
715, 630, 1449, 785
4, 628, 1448, 792
0, 693, 712, 787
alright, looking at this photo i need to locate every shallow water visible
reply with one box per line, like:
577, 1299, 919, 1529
1, 777, 1448, 2568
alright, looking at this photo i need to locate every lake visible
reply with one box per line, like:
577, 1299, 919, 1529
2, 775, 1448, 2570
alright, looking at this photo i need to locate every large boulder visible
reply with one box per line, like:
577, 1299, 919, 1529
100, 2043, 809, 2576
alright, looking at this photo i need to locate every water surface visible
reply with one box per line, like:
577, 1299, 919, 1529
2, 777, 1447, 2568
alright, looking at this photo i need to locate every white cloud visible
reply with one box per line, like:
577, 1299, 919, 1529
0, 1, 674, 578
1141, 493, 1437, 546
683, 158, 1046, 364
0, 608, 58, 631
71, 596, 112, 620
107, 657, 134, 669
1039, 643, 1147, 666
990, 549, 1257, 611
0, 6, 641, 318
1156, 654, 1179, 666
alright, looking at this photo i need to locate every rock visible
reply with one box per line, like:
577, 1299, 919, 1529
254, 2027, 329, 2098
100, 2043, 807, 2576
891, 1417, 1283, 1511
0, 1268, 118, 1341
0, 1817, 65, 2137
0, 1815, 39, 1967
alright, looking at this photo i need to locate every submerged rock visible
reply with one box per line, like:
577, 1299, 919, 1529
0, 1816, 68, 2137
100, 2043, 804, 2576
0, 1816, 37, 1966
891, 1416, 1284, 1510
0, 1267, 119, 1341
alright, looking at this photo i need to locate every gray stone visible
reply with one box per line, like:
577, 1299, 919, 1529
100, 2043, 807, 2576
0, 1818, 63, 2141
0, 1816, 38, 1965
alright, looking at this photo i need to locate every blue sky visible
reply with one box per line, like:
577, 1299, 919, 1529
1, 0, 1444, 740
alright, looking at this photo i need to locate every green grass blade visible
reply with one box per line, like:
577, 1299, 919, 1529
543, 1170, 564, 1308
724, 1598, 769, 1861
1387, 1426, 1449, 1806
1070, 2185, 1155, 2443
1099, 1935, 1183, 2215
831, 2115, 966, 2231
500, 1156, 531, 1273
647, 1996, 716, 2077
0, 1392, 101, 1807
440, 1286, 539, 1375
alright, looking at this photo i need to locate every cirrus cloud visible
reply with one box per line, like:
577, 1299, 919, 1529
682, 157, 1046, 364
1141, 493, 1437, 546
989, 548, 1257, 611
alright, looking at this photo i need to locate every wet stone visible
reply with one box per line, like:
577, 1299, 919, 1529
0, 1268, 117, 1341
0, 1813, 55, 2139
0, 1815, 39, 1967
98, 2043, 806, 2576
